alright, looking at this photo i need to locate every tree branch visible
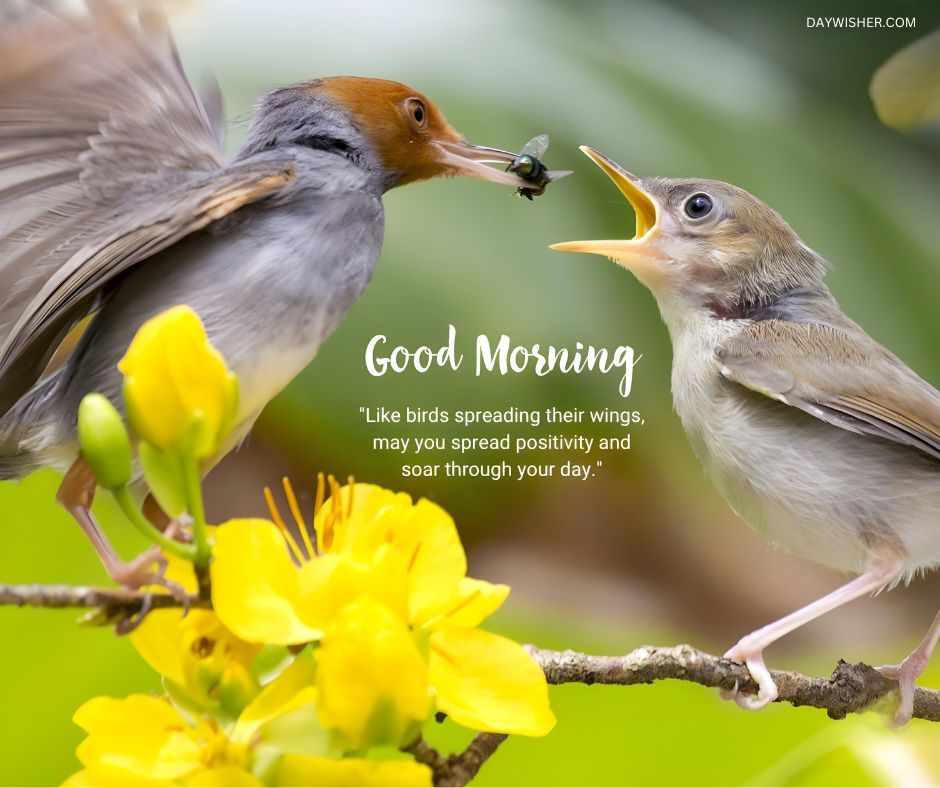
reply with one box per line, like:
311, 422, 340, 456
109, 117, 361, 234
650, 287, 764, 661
0, 583, 205, 631
405, 732, 509, 787
526, 643, 940, 722
3, 583, 937, 728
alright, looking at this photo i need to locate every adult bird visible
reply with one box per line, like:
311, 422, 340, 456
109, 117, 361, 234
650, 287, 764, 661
553, 146, 940, 726
0, 3, 559, 588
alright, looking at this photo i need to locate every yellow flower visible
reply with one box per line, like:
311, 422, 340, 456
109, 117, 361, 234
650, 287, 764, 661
64, 694, 256, 786
211, 478, 556, 738
133, 609, 261, 717
131, 549, 261, 717
118, 305, 238, 458
64, 657, 432, 787
316, 598, 431, 750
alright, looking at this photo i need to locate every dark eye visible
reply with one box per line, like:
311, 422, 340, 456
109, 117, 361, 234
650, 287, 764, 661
685, 193, 713, 219
407, 99, 427, 127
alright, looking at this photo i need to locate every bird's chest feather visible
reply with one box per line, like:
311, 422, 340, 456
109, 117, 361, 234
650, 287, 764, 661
63, 181, 385, 440
214, 193, 386, 423
664, 314, 934, 573
667, 314, 851, 563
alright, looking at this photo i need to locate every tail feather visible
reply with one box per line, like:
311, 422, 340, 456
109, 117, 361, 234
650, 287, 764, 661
0, 371, 63, 480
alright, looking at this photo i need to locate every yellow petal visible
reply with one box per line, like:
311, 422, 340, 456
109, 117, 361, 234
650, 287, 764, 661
233, 652, 318, 744
417, 577, 510, 630
62, 768, 171, 786
429, 629, 555, 737
212, 519, 322, 645
314, 484, 412, 554
73, 695, 202, 780
184, 766, 262, 786
392, 499, 466, 619
322, 485, 467, 618
129, 609, 189, 687
131, 608, 260, 711
295, 548, 410, 630
118, 305, 238, 458
275, 755, 432, 787
316, 599, 431, 750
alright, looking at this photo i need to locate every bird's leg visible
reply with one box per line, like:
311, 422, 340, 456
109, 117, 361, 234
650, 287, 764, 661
877, 606, 940, 727
143, 493, 193, 542
56, 456, 185, 597
722, 560, 902, 711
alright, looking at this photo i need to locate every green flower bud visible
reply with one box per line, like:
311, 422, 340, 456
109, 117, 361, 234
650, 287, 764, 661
77, 393, 132, 489
138, 440, 188, 518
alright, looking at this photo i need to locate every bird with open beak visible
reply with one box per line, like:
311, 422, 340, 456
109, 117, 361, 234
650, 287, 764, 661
553, 146, 940, 726
0, 4, 564, 590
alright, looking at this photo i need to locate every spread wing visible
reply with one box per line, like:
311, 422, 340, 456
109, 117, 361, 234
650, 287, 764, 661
0, 2, 295, 414
716, 320, 940, 462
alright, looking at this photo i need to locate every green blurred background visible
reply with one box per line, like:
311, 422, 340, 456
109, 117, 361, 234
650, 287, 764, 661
3, 0, 940, 784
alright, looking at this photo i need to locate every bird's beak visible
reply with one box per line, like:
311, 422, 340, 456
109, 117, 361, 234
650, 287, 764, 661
435, 139, 533, 188
550, 146, 664, 270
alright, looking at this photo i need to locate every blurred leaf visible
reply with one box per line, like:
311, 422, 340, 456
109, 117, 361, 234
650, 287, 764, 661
871, 28, 940, 133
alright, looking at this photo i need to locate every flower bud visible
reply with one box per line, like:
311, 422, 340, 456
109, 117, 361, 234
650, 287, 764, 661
138, 441, 188, 519
77, 393, 132, 489
118, 305, 238, 459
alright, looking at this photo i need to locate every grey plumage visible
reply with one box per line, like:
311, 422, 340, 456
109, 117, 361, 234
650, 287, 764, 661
0, 3, 554, 484
0, 5, 389, 477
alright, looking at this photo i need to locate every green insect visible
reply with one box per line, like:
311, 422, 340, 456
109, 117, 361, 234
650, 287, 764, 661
508, 135, 571, 200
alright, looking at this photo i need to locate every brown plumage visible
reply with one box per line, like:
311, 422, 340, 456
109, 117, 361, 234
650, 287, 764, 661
554, 146, 940, 726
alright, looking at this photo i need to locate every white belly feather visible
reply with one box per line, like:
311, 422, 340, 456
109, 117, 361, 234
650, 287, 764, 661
665, 312, 940, 577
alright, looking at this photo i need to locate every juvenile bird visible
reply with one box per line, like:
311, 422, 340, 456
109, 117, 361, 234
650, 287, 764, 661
553, 147, 940, 726
0, 4, 561, 588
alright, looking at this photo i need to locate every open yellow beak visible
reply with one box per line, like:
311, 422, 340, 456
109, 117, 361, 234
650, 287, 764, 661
550, 146, 662, 268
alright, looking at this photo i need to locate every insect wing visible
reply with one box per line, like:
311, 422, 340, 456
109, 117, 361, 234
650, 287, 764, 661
520, 134, 550, 159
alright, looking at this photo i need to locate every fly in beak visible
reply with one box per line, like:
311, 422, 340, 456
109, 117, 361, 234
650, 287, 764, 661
550, 146, 663, 269
435, 138, 534, 188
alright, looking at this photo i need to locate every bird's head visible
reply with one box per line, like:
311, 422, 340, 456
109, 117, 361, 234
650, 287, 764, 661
551, 147, 827, 318
241, 76, 537, 192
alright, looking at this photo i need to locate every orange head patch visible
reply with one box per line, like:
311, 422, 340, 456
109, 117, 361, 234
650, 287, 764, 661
306, 76, 530, 190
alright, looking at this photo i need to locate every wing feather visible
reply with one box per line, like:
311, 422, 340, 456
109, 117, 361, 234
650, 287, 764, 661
716, 320, 940, 461
0, 3, 296, 415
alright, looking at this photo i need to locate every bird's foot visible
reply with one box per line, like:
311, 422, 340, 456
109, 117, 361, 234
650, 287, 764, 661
109, 545, 188, 605
163, 514, 194, 543
877, 651, 930, 727
721, 638, 779, 710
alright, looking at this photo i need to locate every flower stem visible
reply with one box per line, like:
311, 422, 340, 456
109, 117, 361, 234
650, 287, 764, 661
111, 487, 196, 561
183, 457, 211, 567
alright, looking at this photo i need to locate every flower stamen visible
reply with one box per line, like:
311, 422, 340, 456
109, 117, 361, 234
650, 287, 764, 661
263, 485, 305, 565
313, 471, 326, 519
282, 476, 316, 559
322, 474, 345, 551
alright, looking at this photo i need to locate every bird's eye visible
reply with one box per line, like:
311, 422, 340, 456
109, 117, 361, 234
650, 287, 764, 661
685, 193, 713, 219
406, 99, 427, 128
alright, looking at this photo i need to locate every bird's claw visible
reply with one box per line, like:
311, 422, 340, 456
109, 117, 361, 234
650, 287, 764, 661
164, 514, 194, 543
877, 652, 929, 727
717, 678, 739, 701
114, 593, 154, 635
109, 545, 167, 588
721, 642, 779, 710
109, 545, 191, 632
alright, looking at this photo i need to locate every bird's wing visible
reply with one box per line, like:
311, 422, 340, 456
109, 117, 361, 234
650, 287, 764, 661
0, 2, 295, 414
0, 159, 294, 414
715, 319, 940, 461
